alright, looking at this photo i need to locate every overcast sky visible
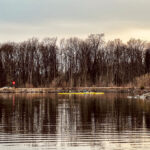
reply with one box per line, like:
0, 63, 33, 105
0, 0, 150, 42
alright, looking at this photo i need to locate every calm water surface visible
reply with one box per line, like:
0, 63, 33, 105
0, 93, 150, 150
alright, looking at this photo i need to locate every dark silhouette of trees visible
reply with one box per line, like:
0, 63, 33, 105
0, 53, 6, 87
145, 49, 150, 73
0, 35, 148, 87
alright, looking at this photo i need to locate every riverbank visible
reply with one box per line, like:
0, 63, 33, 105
0, 87, 150, 93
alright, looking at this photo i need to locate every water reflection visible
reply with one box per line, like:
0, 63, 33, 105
0, 93, 150, 150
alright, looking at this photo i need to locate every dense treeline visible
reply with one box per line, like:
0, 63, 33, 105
0, 34, 150, 87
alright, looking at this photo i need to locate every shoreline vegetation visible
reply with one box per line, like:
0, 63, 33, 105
0, 87, 150, 94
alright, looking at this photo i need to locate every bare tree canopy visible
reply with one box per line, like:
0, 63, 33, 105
0, 35, 148, 87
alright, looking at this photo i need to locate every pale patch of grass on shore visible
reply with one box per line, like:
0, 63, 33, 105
133, 73, 150, 88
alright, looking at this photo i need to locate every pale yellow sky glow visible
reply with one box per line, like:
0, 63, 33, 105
105, 29, 150, 43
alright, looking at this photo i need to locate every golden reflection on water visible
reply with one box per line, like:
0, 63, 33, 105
0, 93, 150, 150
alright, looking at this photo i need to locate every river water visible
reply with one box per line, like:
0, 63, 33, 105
0, 93, 150, 150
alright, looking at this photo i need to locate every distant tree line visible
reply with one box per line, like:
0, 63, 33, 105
0, 34, 150, 87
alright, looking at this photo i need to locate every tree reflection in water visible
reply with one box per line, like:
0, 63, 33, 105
0, 93, 150, 149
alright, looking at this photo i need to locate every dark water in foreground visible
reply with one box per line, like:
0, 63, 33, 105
0, 93, 150, 150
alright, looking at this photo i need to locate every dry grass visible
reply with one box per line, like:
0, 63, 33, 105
133, 73, 150, 88
25, 83, 34, 88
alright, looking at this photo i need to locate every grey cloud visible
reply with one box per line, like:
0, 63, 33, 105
0, 0, 150, 42
0, 0, 150, 24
